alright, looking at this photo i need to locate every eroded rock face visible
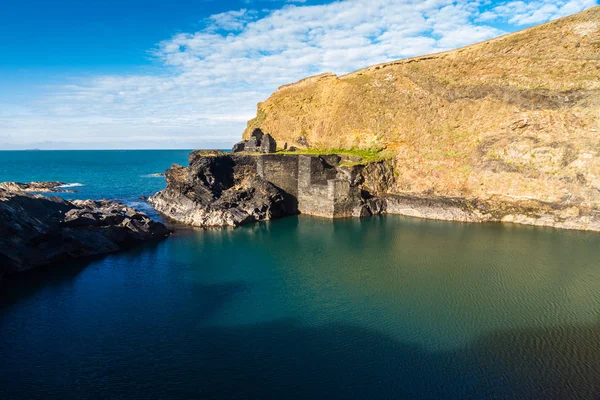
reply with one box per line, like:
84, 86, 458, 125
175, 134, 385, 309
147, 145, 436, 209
0, 190, 171, 278
0, 181, 77, 193
148, 151, 297, 227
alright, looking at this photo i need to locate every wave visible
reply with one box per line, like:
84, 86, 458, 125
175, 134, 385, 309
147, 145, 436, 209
141, 173, 165, 178
56, 183, 85, 188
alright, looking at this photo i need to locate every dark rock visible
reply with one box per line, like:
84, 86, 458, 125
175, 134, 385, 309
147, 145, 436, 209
250, 128, 264, 142
230, 128, 276, 154
0, 189, 171, 278
149, 151, 297, 227
232, 141, 246, 153
260, 134, 277, 153
0, 181, 77, 193
245, 137, 260, 152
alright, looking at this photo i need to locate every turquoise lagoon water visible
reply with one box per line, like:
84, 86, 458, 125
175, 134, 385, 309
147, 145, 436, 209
1, 150, 599, 399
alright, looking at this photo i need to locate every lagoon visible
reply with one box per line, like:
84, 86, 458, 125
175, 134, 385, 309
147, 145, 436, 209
1, 151, 599, 399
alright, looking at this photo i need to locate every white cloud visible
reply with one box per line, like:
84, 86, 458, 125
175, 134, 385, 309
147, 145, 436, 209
1, 0, 597, 149
488, 0, 597, 25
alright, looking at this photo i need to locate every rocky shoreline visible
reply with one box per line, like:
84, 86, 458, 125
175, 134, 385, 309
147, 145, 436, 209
0, 181, 79, 193
149, 151, 296, 227
0, 187, 171, 280
149, 145, 600, 232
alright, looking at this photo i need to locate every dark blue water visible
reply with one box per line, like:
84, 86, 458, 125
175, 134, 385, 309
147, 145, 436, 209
1, 151, 600, 399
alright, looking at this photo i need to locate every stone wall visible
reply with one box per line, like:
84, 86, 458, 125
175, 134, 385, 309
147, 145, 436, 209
296, 155, 362, 218
255, 153, 366, 218
257, 154, 299, 197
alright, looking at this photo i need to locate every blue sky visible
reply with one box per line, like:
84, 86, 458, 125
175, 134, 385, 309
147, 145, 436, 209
0, 0, 597, 149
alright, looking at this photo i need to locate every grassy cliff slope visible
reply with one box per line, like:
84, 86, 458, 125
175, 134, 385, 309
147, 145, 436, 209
244, 7, 600, 218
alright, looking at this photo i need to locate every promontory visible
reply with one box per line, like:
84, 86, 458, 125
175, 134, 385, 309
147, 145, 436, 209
151, 7, 600, 231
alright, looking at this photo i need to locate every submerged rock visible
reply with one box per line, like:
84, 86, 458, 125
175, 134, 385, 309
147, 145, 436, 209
0, 190, 171, 279
149, 151, 296, 227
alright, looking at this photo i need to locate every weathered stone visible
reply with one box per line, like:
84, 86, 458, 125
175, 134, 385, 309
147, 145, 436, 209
0, 189, 171, 278
245, 137, 260, 152
232, 141, 245, 153
230, 128, 277, 154
0, 181, 77, 193
260, 134, 277, 153
149, 151, 297, 227
250, 128, 264, 142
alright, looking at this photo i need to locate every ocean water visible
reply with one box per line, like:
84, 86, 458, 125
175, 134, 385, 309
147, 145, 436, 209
0, 150, 191, 215
1, 150, 600, 399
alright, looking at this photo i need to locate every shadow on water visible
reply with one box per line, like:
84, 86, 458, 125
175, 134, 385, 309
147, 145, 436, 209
0, 240, 167, 308
2, 215, 600, 399
192, 322, 599, 400
1, 279, 598, 400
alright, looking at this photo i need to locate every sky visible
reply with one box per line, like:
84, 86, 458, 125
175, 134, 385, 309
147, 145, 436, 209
0, 0, 597, 150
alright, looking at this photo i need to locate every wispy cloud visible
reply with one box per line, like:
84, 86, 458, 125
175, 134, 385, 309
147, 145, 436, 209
1, 0, 596, 149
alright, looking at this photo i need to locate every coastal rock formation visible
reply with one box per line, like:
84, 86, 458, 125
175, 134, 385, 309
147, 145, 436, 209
148, 151, 296, 227
232, 128, 277, 154
149, 149, 397, 226
0, 181, 78, 193
240, 7, 600, 231
0, 189, 171, 278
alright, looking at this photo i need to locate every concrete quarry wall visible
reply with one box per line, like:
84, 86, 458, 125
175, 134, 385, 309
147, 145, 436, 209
257, 154, 361, 218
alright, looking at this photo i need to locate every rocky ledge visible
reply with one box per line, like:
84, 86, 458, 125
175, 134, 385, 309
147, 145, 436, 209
148, 147, 600, 232
149, 150, 297, 227
0, 181, 78, 193
0, 189, 171, 279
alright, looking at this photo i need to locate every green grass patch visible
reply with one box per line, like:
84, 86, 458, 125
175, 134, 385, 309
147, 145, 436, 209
276, 147, 391, 166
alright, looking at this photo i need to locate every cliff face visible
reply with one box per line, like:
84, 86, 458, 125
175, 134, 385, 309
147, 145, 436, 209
243, 7, 600, 230
148, 151, 298, 227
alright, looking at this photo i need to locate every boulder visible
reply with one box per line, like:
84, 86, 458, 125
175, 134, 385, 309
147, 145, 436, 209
232, 141, 245, 153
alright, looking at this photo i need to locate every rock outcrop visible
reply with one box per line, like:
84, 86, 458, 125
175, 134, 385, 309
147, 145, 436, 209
0, 189, 171, 278
239, 6, 600, 231
148, 151, 296, 227
0, 181, 78, 193
149, 149, 398, 226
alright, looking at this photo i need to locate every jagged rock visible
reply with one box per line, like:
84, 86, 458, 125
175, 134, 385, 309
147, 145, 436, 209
0, 181, 77, 193
0, 190, 171, 278
149, 151, 296, 227
260, 134, 277, 153
232, 141, 245, 153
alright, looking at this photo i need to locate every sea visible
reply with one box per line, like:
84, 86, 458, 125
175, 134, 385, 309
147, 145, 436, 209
1, 150, 599, 399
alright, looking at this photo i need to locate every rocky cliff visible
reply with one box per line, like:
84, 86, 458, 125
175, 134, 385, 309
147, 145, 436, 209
0, 188, 171, 279
242, 7, 600, 231
149, 151, 298, 227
